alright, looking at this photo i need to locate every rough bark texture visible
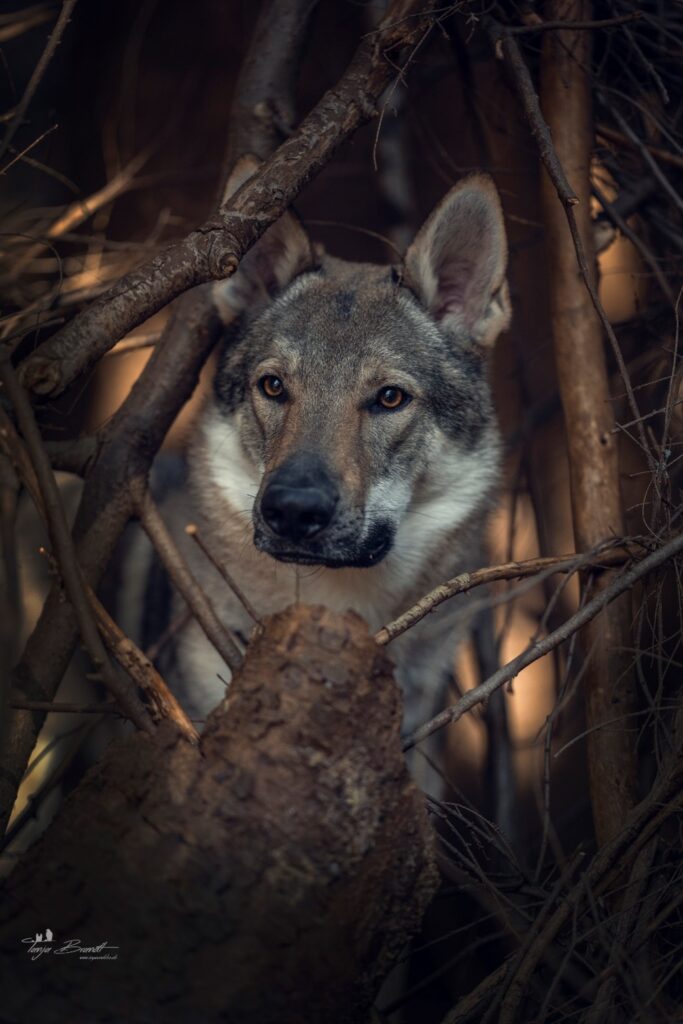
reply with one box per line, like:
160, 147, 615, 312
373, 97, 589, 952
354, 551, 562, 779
0, 605, 438, 1024
539, 0, 637, 845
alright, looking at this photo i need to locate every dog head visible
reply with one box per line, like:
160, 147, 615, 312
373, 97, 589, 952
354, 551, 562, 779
199, 160, 510, 569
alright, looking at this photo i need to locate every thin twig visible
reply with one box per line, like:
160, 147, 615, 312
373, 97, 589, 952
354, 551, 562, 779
597, 123, 683, 171
0, 359, 155, 736
488, 21, 656, 473
10, 700, 119, 715
145, 608, 192, 664
185, 523, 262, 626
84, 581, 199, 743
8, 148, 151, 280
0, 0, 77, 163
375, 544, 634, 645
403, 530, 683, 750
507, 13, 641, 35
136, 491, 243, 673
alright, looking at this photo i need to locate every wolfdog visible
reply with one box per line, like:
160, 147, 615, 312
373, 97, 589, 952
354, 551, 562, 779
152, 158, 511, 743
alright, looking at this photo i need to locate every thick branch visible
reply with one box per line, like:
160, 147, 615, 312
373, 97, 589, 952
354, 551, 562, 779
487, 3, 642, 846
0, 286, 220, 833
488, 16, 654, 470
19, 0, 436, 397
537, 1, 638, 846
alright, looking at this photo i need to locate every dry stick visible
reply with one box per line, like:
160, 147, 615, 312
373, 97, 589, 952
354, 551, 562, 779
185, 523, 262, 626
403, 530, 683, 751
84, 582, 199, 743
489, 21, 655, 473
495, 735, 683, 1024
0, 361, 154, 736
0, 405, 193, 740
0, 122, 58, 176
0, 0, 78, 164
492, 9, 645, 848
607, 105, 683, 221
597, 123, 683, 171
136, 492, 243, 673
8, 148, 151, 280
506, 12, 641, 34
18, 0, 436, 396
375, 544, 634, 646
592, 182, 673, 304
10, 700, 118, 715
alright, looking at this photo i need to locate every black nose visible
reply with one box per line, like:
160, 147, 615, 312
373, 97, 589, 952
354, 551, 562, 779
260, 457, 339, 542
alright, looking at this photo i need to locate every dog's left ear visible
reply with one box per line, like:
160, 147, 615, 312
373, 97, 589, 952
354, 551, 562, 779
404, 175, 511, 346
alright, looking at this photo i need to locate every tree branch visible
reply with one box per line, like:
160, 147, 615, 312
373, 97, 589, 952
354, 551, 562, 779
0, 0, 78, 164
19, 0, 437, 398
136, 491, 243, 673
375, 542, 634, 645
506, 13, 641, 35
0, 360, 155, 736
402, 529, 683, 751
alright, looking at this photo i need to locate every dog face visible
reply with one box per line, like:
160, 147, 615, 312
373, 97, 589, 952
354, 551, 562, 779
200, 164, 510, 570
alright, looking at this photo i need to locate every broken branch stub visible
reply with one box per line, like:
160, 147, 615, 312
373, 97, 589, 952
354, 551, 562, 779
0, 605, 438, 1024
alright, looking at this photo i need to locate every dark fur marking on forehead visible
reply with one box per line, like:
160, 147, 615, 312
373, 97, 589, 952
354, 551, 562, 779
334, 291, 355, 321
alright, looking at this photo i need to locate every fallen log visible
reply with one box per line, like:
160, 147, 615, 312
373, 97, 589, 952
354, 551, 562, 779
0, 605, 438, 1024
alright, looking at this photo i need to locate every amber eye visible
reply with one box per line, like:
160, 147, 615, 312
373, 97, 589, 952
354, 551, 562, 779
376, 386, 410, 411
259, 375, 286, 400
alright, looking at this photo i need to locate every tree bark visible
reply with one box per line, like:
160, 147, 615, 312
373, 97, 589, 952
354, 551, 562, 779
0, 605, 438, 1024
539, 0, 637, 845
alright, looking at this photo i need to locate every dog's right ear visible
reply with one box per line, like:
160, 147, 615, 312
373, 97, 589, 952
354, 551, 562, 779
404, 174, 511, 347
213, 155, 314, 321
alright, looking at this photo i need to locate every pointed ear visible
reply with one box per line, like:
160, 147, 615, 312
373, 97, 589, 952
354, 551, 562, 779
404, 174, 511, 346
213, 155, 314, 321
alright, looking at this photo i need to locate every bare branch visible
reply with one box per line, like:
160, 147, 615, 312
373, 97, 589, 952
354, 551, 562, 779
85, 582, 199, 744
0, 0, 78, 164
597, 123, 683, 171
185, 523, 262, 626
375, 543, 635, 646
10, 700, 119, 715
136, 492, 243, 673
403, 529, 683, 751
506, 13, 642, 35
19, 0, 437, 398
487, 17, 655, 473
0, 359, 155, 736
